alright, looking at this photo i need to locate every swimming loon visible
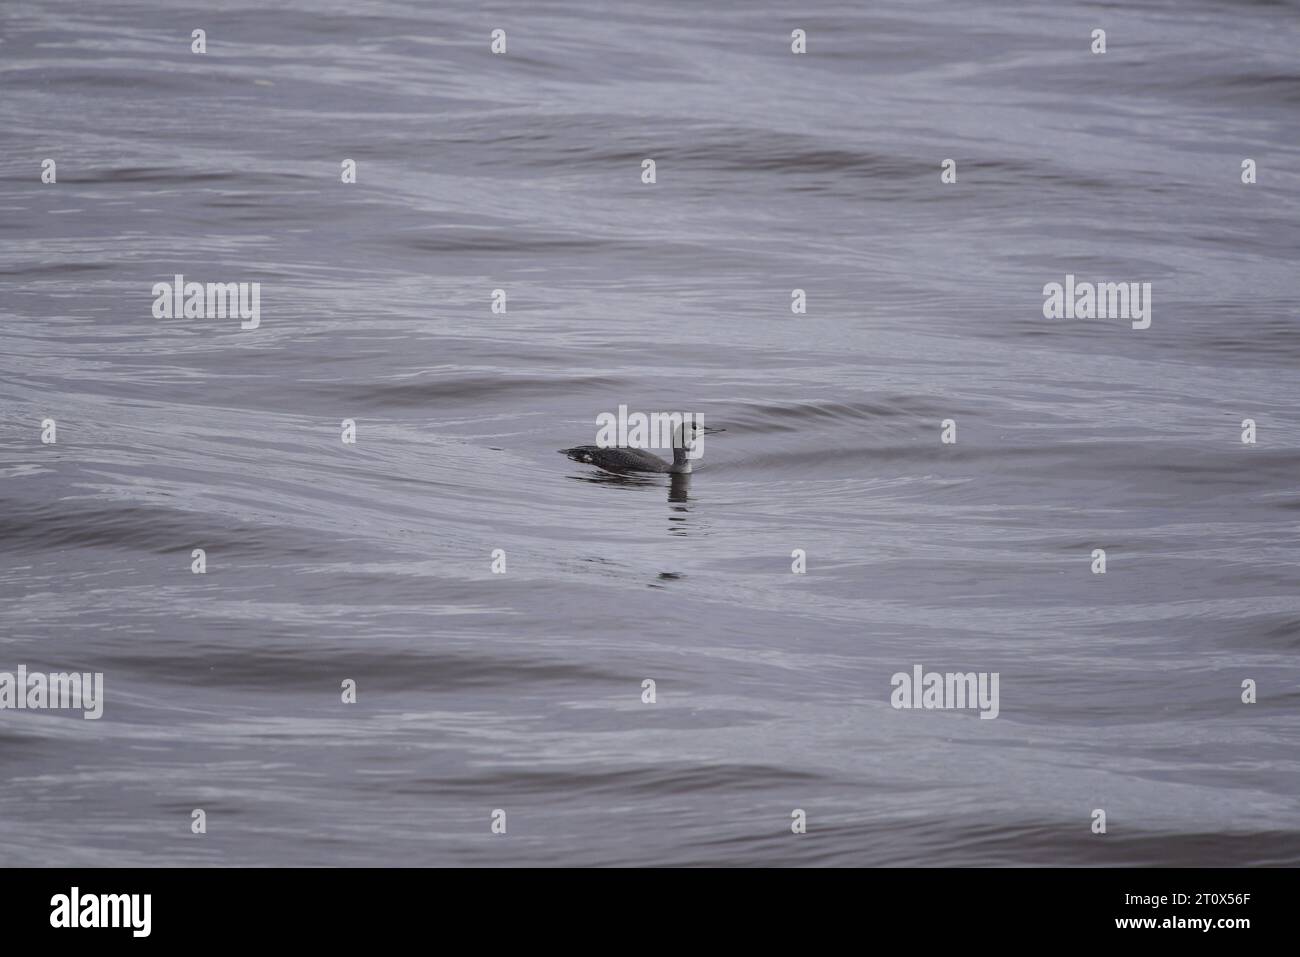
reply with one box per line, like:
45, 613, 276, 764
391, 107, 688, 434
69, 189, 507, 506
560, 423, 722, 475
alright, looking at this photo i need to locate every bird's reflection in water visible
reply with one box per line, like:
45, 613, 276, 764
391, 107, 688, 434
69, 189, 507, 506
667, 474, 691, 536
567, 470, 698, 535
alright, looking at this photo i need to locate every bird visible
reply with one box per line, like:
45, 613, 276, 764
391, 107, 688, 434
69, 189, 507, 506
560, 422, 722, 475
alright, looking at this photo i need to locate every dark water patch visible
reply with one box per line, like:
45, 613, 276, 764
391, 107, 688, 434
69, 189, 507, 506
383, 763, 826, 800
101, 647, 632, 693
0, 501, 284, 556
313, 372, 623, 406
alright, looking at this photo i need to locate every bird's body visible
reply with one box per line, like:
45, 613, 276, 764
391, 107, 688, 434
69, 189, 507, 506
560, 445, 681, 474
559, 422, 721, 475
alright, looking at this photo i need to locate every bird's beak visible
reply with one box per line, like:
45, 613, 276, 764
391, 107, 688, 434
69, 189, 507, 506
700, 427, 726, 435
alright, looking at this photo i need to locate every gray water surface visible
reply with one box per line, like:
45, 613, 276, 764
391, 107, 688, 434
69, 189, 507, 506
1, 0, 1298, 866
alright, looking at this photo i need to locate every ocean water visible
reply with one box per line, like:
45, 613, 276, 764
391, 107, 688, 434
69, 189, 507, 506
1, 0, 1298, 866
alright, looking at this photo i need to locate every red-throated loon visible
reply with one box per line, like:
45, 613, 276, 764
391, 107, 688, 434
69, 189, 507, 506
560, 423, 723, 475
